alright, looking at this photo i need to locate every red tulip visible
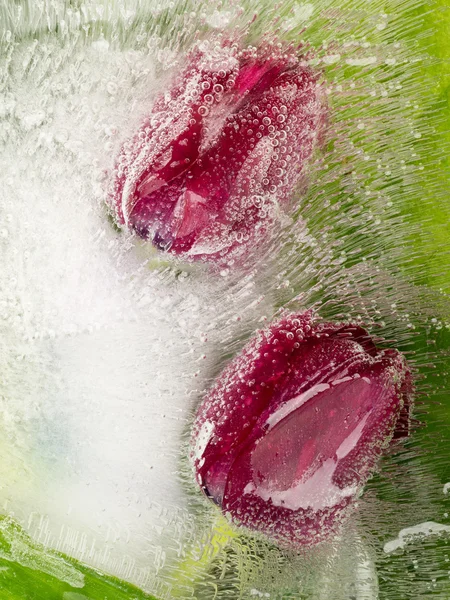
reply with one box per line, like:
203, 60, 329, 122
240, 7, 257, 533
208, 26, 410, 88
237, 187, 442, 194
109, 40, 324, 260
191, 312, 412, 547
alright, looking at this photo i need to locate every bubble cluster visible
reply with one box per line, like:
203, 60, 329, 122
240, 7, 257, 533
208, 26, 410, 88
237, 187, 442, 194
108, 38, 325, 261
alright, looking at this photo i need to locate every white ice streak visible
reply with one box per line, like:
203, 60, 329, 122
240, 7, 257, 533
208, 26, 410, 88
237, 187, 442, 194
346, 57, 377, 67
205, 10, 234, 29
322, 54, 341, 65
265, 383, 330, 430
193, 420, 215, 463
283, 3, 314, 29
384, 522, 450, 553
265, 374, 364, 430
245, 459, 357, 511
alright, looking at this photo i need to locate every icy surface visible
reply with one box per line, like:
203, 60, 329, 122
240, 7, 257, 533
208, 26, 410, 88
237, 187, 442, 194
384, 522, 450, 554
0, 32, 274, 588
1, 0, 450, 597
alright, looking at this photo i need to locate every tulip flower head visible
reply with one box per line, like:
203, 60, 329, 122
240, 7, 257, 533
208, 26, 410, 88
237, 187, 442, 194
191, 312, 412, 547
109, 40, 324, 261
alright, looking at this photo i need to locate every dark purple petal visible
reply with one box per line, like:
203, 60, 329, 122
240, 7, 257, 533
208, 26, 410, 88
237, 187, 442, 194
191, 312, 412, 547
109, 41, 324, 260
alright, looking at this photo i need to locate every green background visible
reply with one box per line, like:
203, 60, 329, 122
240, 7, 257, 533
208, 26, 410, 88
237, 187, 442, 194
0, 0, 449, 598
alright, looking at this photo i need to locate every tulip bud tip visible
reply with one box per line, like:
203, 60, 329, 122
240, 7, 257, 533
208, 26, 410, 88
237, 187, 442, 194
191, 312, 412, 547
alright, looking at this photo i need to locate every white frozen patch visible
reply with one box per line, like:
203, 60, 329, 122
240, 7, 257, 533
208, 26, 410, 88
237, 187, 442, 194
294, 3, 314, 22
282, 3, 314, 30
331, 375, 352, 386
194, 420, 215, 461
336, 413, 370, 460
199, 43, 239, 75
252, 458, 357, 511
384, 522, 450, 554
266, 374, 367, 430
322, 54, 341, 65
205, 10, 233, 29
346, 57, 377, 67
244, 482, 256, 495
91, 38, 110, 52
63, 594, 90, 600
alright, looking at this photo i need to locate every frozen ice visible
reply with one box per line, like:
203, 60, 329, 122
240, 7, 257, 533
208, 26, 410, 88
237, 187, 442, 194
346, 57, 378, 66
0, 27, 274, 589
1, 0, 450, 597
384, 522, 450, 554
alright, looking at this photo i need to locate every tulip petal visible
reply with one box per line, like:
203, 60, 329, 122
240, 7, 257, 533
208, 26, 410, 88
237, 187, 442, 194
192, 312, 412, 547
109, 41, 324, 261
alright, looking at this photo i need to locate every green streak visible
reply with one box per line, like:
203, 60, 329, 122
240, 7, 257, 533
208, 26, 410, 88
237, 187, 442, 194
405, 1, 450, 292
0, 516, 157, 600
169, 514, 237, 598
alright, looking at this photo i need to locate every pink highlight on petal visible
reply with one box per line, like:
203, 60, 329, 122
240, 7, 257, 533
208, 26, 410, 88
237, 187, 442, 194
108, 40, 325, 261
191, 312, 413, 547
137, 175, 166, 197
171, 190, 208, 238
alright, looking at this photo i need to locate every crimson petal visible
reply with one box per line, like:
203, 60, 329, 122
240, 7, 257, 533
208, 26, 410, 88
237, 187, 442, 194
191, 312, 412, 547
109, 41, 324, 261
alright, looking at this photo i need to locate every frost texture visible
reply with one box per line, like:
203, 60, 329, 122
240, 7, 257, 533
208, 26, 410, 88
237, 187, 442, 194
0, 29, 274, 592
1, 0, 450, 598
